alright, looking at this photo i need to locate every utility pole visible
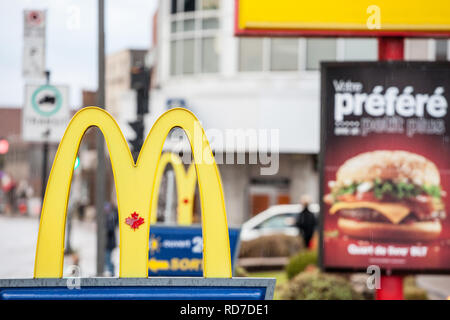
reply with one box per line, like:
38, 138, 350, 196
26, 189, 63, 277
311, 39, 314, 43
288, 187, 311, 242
96, 0, 106, 276
375, 36, 404, 300
41, 70, 51, 204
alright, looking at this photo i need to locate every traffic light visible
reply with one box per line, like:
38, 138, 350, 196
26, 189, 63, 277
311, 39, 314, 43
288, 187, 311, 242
0, 139, 9, 155
128, 120, 144, 156
131, 66, 150, 115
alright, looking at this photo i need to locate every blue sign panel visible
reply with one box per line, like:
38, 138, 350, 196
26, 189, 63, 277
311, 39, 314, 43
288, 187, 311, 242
148, 224, 241, 277
0, 278, 275, 300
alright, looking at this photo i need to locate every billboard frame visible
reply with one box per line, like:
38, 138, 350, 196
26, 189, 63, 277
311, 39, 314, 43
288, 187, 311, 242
319, 61, 450, 275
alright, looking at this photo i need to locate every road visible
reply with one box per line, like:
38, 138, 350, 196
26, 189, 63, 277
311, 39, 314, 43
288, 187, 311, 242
0, 215, 449, 299
0, 215, 119, 278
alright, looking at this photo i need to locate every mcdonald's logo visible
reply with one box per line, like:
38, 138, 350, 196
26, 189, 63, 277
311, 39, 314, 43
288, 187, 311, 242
150, 152, 196, 225
34, 107, 232, 279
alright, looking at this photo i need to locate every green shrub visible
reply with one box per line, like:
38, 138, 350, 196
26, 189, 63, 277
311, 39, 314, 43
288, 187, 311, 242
404, 276, 428, 300
285, 249, 318, 280
279, 271, 363, 300
404, 287, 428, 300
239, 234, 303, 258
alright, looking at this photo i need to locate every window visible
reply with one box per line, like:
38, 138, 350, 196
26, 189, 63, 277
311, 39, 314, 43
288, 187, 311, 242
183, 0, 195, 12
202, 37, 219, 73
343, 38, 377, 61
239, 37, 299, 72
170, 40, 179, 75
171, 0, 177, 14
306, 38, 337, 70
435, 39, 448, 61
182, 39, 195, 74
405, 39, 430, 60
171, 0, 196, 13
169, 0, 220, 75
257, 213, 297, 229
270, 38, 298, 71
183, 19, 195, 32
202, 17, 219, 30
239, 38, 263, 72
202, 0, 219, 10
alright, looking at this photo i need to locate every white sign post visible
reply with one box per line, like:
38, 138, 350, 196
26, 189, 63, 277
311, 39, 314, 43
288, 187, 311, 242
22, 84, 70, 143
23, 10, 46, 79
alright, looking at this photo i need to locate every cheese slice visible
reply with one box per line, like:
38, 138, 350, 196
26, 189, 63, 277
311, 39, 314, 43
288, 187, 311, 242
329, 201, 410, 224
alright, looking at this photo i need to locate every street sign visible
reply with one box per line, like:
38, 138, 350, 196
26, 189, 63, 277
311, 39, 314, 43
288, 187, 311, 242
235, 0, 450, 37
23, 10, 46, 78
148, 225, 241, 277
22, 84, 70, 143
151, 153, 196, 225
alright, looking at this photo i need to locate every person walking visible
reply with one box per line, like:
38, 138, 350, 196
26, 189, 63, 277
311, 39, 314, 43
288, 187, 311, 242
296, 195, 316, 249
104, 202, 118, 276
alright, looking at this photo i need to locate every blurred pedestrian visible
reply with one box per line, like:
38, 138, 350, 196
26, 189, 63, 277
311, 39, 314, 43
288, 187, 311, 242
296, 195, 316, 249
104, 201, 118, 276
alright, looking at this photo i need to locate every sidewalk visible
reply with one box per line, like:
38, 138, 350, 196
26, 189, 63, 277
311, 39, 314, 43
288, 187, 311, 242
416, 275, 450, 300
0, 215, 119, 278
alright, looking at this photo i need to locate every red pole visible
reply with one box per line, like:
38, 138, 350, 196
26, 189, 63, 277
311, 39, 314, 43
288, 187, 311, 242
376, 36, 405, 300
378, 37, 404, 60
376, 275, 404, 300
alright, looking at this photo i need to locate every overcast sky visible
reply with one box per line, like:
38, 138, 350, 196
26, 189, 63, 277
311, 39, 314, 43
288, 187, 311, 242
0, 0, 157, 108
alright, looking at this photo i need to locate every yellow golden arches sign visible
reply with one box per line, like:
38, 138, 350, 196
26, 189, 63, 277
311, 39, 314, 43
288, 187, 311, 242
150, 153, 196, 225
34, 107, 232, 279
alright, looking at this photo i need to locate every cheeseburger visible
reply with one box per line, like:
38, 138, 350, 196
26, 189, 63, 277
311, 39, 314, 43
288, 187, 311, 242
325, 151, 445, 241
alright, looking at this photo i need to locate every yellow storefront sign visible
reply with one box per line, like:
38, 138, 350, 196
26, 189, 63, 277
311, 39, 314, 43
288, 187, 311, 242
236, 0, 450, 36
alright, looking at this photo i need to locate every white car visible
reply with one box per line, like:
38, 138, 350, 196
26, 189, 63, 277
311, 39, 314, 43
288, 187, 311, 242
240, 204, 320, 241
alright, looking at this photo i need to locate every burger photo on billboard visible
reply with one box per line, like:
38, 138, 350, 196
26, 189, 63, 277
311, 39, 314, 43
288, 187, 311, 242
324, 150, 446, 241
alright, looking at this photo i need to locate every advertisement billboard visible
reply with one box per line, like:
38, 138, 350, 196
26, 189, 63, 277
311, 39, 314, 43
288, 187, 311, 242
320, 62, 450, 274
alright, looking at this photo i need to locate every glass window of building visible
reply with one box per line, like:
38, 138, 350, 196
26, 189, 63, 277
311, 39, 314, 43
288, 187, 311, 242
435, 39, 448, 61
239, 37, 300, 72
202, 37, 219, 73
182, 39, 195, 74
270, 38, 298, 71
239, 38, 264, 72
183, 19, 195, 32
202, 0, 219, 10
171, 0, 178, 14
202, 17, 219, 30
184, 0, 196, 12
306, 39, 337, 70
343, 38, 378, 61
169, 0, 220, 75
170, 40, 181, 75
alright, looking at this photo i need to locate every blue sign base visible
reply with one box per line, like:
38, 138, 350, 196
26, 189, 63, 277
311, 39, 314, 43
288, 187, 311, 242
0, 278, 275, 300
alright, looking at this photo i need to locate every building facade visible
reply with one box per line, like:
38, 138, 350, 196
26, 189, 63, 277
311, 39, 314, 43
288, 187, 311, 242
144, 0, 449, 225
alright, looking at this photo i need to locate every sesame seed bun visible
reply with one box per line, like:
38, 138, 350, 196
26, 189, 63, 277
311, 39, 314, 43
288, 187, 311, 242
337, 217, 442, 242
336, 150, 440, 187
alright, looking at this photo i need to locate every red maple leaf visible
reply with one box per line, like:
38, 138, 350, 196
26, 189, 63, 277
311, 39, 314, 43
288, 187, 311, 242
125, 212, 144, 230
